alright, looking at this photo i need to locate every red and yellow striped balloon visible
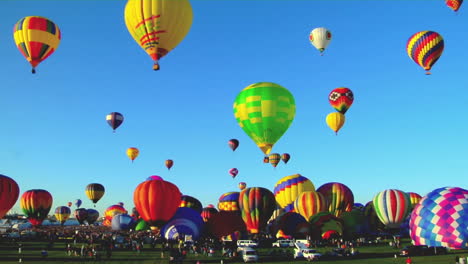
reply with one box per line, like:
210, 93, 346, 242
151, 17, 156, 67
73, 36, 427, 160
446, 0, 463, 12
13, 16, 61, 73
408, 192, 422, 209
293, 191, 327, 221
317, 182, 354, 217
239, 187, 276, 234
406, 31, 444, 75
20, 189, 53, 226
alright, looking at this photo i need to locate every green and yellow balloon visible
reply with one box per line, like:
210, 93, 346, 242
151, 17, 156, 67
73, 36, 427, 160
233, 82, 296, 155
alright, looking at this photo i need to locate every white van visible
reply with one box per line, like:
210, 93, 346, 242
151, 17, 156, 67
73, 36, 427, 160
241, 247, 259, 263
294, 241, 321, 261
237, 240, 259, 248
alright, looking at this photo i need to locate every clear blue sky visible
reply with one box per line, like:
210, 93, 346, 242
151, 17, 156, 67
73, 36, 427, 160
1, 0, 467, 216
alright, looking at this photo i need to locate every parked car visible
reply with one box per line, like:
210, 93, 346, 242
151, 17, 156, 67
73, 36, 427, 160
294, 242, 321, 261
240, 247, 258, 263
237, 240, 259, 248
272, 239, 295, 248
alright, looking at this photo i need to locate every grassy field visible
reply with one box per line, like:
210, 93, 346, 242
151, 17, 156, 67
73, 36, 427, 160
0, 240, 467, 264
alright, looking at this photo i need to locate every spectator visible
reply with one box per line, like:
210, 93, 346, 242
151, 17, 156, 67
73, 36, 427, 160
41, 248, 48, 259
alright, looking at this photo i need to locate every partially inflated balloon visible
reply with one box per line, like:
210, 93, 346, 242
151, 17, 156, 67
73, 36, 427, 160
0, 175, 20, 219
309, 27, 332, 54
373, 189, 410, 229
103, 204, 128, 226
106, 112, 124, 132
201, 206, 218, 223
75, 208, 88, 225
206, 211, 246, 239
228, 139, 239, 151
406, 31, 444, 75
112, 214, 136, 231
281, 153, 290, 164
269, 153, 281, 168
127, 147, 139, 162
180, 195, 203, 213
165, 159, 174, 170
238, 182, 247, 191
326, 112, 345, 135
20, 189, 53, 226
239, 187, 276, 234
161, 208, 204, 240
410, 187, 468, 249
294, 191, 327, 221
13, 16, 61, 73
124, 0, 193, 70
86, 209, 99, 225
328, 88, 354, 114
85, 183, 105, 204
229, 168, 238, 178
234, 82, 296, 155
317, 182, 354, 217
274, 174, 315, 212
446, 0, 463, 12
54, 206, 71, 225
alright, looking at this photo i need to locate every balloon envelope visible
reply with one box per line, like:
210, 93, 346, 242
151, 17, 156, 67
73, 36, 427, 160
274, 174, 315, 212
20, 189, 53, 226
161, 207, 204, 240
85, 183, 105, 204
239, 187, 276, 234
218, 192, 240, 212
0, 175, 20, 219
328, 88, 354, 114
228, 139, 239, 151
372, 189, 410, 229
75, 208, 88, 225
180, 195, 203, 213
86, 209, 99, 225
54, 206, 71, 225
309, 27, 332, 53
112, 213, 136, 231
406, 31, 444, 74
106, 112, 124, 131
317, 182, 354, 217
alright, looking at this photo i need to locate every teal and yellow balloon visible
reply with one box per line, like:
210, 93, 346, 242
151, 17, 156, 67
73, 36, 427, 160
233, 82, 296, 155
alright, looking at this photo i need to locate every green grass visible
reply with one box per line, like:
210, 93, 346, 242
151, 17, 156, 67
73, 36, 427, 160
0, 240, 467, 264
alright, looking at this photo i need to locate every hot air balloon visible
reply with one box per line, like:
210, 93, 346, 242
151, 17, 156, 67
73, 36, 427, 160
229, 168, 238, 178
67, 202, 72, 207
0, 175, 20, 219
85, 183, 105, 205
127, 147, 139, 162
206, 211, 246, 239
239, 187, 276, 234
147, 175, 163, 181
179, 195, 203, 213
135, 219, 150, 231
118, 202, 124, 207
86, 209, 99, 225
13, 16, 61, 74
218, 192, 240, 212
281, 153, 290, 164
408, 192, 422, 209
263, 156, 269, 163
54, 206, 71, 225
328, 88, 354, 114
131, 207, 140, 219
74, 199, 82, 208
309, 27, 332, 55
134, 179, 181, 231
317, 182, 354, 217
201, 206, 218, 223
372, 189, 410, 229
103, 204, 128, 226
20, 189, 53, 226
228, 139, 239, 152
446, 0, 463, 12
273, 174, 316, 212
161, 207, 204, 240
268, 153, 281, 168
326, 112, 345, 135
406, 31, 444, 75
74, 208, 88, 225
410, 187, 468, 249
124, 0, 193, 70
233, 82, 296, 155
165, 159, 174, 170
238, 182, 247, 191
106, 112, 124, 132
293, 191, 327, 221
112, 213, 136, 231
270, 212, 309, 239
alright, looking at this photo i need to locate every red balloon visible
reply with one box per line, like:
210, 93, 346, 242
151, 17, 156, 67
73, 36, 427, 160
0, 175, 20, 219
134, 180, 181, 231
165, 159, 174, 170
20, 189, 53, 226
206, 211, 246, 239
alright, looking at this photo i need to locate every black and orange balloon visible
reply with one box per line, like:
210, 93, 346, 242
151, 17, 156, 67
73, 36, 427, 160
20, 189, 53, 226
281, 153, 291, 164
0, 175, 20, 219
85, 183, 105, 204
134, 179, 181, 231
228, 139, 239, 151
165, 159, 174, 170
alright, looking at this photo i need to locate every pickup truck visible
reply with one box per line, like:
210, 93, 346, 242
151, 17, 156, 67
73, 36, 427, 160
294, 242, 321, 261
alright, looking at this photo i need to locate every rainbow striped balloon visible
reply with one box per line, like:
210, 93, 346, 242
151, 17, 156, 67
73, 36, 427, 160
406, 31, 444, 75
372, 189, 410, 229
317, 182, 354, 217
407, 192, 422, 209
410, 187, 468, 249
293, 191, 327, 221
239, 187, 276, 234
274, 174, 315, 212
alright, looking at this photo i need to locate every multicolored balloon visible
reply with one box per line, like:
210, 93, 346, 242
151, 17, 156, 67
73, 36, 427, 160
165, 159, 174, 170
293, 191, 327, 221
161, 208, 204, 240
309, 27, 332, 55
54, 206, 71, 225
372, 189, 410, 228
406, 31, 444, 75
0, 175, 20, 219
228, 139, 239, 151
13, 16, 61, 73
410, 187, 468, 249
268, 153, 281, 168
85, 183, 105, 205
238, 182, 247, 191
86, 209, 99, 225
446, 0, 463, 12
134, 179, 181, 231
201, 206, 218, 223
281, 153, 290, 164
20, 189, 53, 226
106, 112, 124, 132
408, 192, 422, 209
127, 147, 139, 162
317, 182, 354, 217
263, 156, 269, 163
124, 0, 193, 70
239, 187, 276, 234
229, 168, 238, 178
180, 195, 203, 213
234, 82, 296, 155
103, 204, 128, 226
328, 88, 354, 114
218, 192, 240, 212
326, 112, 345, 135
274, 174, 316, 212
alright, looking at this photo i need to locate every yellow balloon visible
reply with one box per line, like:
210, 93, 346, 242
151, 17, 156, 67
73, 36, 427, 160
326, 112, 345, 134
124, 0, 193, 70
127, 147, 140, 162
